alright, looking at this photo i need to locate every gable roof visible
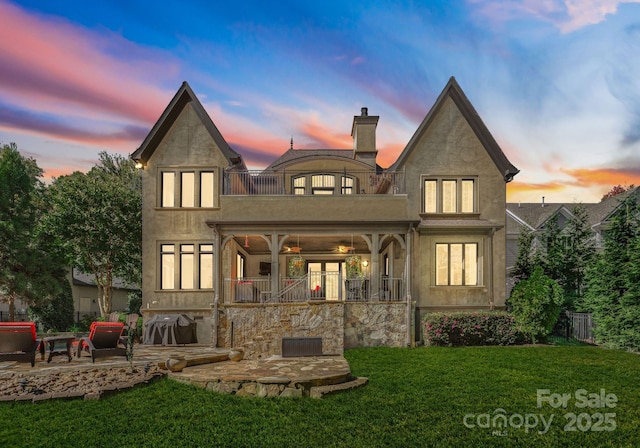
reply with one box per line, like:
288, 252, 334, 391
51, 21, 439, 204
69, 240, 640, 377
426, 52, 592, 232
390, 77, 519, 182
131, 81, 242, 166
507, 187, 640, 232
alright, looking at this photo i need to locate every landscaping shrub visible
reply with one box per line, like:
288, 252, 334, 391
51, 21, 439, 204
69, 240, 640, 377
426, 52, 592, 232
422, 311, 526, 346
509, 266, 563, 343
28, 280, 74, 332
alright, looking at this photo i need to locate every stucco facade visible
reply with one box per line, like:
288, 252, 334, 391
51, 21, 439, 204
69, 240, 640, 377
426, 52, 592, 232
132, 77, 518, 350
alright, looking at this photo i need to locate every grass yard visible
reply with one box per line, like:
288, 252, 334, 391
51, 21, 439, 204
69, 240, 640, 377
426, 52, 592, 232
1, 345, 638, 447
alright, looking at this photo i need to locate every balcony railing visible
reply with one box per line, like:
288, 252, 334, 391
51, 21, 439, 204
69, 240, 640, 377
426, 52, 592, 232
223, 170, 405, 196
224, 275, 404, 304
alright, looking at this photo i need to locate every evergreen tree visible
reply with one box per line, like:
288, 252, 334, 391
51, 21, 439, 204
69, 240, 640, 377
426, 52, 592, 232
563, 204, 596, 310
584, 194, 640, 350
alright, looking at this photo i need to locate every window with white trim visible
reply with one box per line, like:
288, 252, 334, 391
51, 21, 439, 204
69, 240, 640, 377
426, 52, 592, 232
435, 243, 478, 286
423, 177, 476, 213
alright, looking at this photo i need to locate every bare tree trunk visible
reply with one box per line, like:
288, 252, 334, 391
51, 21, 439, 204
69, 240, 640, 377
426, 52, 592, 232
8, 294, 15, 322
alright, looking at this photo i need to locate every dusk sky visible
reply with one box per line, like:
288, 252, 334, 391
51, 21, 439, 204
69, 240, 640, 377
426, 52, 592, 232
1, 0, 640, 203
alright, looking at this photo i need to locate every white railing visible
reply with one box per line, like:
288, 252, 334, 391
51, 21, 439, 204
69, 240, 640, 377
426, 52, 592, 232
225, 274, 405, 303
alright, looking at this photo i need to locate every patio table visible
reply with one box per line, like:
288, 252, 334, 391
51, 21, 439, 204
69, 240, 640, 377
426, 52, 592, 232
40, 335, 76, 363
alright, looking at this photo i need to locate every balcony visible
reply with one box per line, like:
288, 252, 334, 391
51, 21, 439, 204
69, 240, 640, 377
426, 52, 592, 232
223, 170, 405, 196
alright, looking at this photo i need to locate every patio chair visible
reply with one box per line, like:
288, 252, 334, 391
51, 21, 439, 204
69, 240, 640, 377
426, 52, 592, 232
76, 322, 126, 363
124, 313, 140, 341
0, 322, 41, 367
107, 312, 121, 322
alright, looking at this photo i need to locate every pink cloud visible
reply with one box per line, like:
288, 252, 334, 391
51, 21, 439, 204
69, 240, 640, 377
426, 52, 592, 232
468, 0, 640, 33
0, 1, 178, 126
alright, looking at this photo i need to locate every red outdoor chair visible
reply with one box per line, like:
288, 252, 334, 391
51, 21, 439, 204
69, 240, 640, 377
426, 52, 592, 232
76, 322, 126, 363
0, 322, 40, 367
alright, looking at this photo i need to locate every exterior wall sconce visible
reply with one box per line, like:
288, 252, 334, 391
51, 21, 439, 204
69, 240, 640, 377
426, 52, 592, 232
362, 260, 369, 268
134, 161, 144, 169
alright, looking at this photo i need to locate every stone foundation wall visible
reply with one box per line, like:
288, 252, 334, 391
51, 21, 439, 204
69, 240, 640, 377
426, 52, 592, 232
218, 301, 409, 357
218, 302, 344, 359
344, 303, 407, 348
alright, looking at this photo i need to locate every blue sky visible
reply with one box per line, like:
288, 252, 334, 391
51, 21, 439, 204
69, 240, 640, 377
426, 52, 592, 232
1, 0, 639, 202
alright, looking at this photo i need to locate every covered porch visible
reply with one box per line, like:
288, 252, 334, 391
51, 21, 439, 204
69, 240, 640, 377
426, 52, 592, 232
206, 222, 414, 306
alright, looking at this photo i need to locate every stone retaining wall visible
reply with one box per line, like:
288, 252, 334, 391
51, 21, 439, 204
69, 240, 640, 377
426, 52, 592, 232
344, 302, 407, 348
218, 301, 408, 357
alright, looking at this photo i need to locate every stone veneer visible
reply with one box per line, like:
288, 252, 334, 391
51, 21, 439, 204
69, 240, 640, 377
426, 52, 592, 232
218, 301, 407, 358
344, 302, 407, 348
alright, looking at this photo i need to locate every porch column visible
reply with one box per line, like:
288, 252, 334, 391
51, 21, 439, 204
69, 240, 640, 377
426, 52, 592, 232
405, 226, 413, 347
370, 233, 380, 300
271, 232, 279, 299
212, 225, 221, 348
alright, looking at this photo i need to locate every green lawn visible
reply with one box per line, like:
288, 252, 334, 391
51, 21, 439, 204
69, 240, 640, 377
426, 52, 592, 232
1, 346, 638, 447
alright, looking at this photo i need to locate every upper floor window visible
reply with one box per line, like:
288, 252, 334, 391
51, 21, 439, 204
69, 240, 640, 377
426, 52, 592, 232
292, 173, 355, 195
293, 176, 306, 195
312, 174, 335, 195
160, 168, 217, 208
423, 177, 476, 214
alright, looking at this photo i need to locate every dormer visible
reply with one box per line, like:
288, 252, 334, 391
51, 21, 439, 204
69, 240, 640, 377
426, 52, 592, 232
351, 107, 379, 168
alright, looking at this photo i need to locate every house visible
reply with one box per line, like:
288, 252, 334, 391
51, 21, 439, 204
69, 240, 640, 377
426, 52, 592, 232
506, 187, 640, 296
0, 268, 135, 322
131, 77, 519, 355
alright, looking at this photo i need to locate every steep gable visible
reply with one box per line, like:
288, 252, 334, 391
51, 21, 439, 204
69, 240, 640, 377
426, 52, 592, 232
131, 82, 242, 166
391, 77, 519, 182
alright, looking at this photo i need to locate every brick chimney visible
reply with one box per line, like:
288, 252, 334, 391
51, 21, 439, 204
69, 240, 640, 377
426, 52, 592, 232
351, 107, 379, 168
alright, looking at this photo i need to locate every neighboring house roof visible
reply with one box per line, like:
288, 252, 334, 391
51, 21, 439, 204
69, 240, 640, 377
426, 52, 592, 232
131, 81, 243, 167
390, 77, 519, 182
266, 148, 379, 171
506, 186, 640, 232
71, 268, 139, 291
506, 203, 566, 230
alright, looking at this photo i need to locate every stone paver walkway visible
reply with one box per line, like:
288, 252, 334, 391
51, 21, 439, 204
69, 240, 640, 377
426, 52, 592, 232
0, 344, 366, 400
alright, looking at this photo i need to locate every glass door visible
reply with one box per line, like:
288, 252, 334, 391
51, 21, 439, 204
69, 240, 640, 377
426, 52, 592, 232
308, 261, 342, 300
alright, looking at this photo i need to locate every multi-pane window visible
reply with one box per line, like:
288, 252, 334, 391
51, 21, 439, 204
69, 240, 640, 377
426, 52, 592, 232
162, 173, 175, 207
181, 173, 195, 207
341, 176, 354, 195
180, 244, 194, 289
292, 174, 355, 195
293, 176, 306, 195
161, 244, 175, 289
200, 172, 215, 207
160, 169, 217, 208
435, 243, 478, 286
312, 174, 335, 195
423, 178, 476, 213
160, 243, 214, 290
199, 244, 214, 289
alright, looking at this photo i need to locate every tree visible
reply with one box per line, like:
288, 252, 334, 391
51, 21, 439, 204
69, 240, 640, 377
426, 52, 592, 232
509, 266, 563, 343
511, 229, 536, 283
584, 194, 640, 350
562, 204, 596, 310
602, 184, 635, 201
44, 152, 142, 317
0, 143, 67, 320
28, 279, 74, 332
